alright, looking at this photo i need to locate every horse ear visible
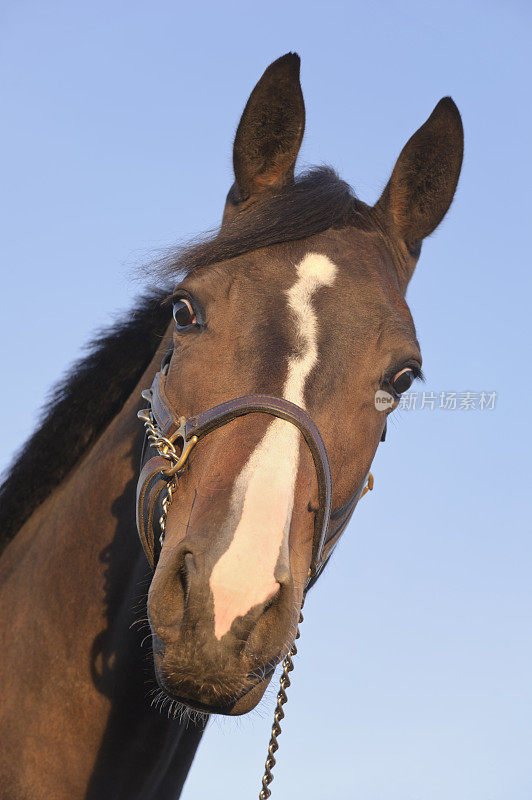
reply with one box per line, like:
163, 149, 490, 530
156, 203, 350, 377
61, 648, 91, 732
376, 97, 463, 251
229, 53, 305, 205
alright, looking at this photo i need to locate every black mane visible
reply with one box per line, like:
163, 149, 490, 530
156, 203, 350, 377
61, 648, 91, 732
1, 166, 364, 551
0, 293, 172, 551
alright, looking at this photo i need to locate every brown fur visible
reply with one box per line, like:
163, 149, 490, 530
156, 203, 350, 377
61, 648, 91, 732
0, 52, 463, 798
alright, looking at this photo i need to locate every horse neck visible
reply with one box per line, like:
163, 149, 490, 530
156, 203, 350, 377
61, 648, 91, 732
0, 332, 208, 799
2, 344, 166, 611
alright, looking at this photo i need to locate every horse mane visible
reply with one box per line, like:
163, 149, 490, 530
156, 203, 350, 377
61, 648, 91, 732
0, 166, 366, 552
0, 293, 172, 552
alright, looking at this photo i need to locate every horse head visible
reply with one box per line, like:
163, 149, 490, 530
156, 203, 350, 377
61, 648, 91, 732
142, 53, 463, 716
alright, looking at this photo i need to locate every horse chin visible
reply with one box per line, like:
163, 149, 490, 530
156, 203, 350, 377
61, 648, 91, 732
154, 668, 271, 716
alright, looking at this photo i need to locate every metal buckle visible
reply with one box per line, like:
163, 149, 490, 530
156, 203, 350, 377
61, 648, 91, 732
137, 399, 198, 479
161, 431, 198, 478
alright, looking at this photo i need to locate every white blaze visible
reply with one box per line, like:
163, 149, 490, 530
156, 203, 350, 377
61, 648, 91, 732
209, 253, 337, 639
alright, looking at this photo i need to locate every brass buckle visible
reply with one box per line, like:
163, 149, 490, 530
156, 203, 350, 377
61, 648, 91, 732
162, 417, 198, 478
360, 471, 374, 498
162, 435, 198, 478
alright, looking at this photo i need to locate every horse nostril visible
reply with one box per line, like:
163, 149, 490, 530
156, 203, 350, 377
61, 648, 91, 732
178, 553, 194, 605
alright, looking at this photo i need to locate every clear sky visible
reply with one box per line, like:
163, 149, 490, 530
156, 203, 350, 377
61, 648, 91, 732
1, 1, 531, 798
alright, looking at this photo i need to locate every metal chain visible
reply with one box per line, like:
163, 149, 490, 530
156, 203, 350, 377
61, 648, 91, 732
138, 402, 181, 548
159, 476, 177, 547
141, 410, 179, 466
259, 602, 304, 800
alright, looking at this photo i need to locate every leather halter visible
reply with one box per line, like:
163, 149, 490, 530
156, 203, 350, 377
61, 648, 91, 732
136, 366, 373, 590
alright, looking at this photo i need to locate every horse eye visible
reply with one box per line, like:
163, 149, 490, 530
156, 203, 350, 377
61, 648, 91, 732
173, 298, 197, 328
391, 367, 415, 394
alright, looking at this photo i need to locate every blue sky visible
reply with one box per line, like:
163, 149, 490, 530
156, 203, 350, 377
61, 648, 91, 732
1, 1, 531, 798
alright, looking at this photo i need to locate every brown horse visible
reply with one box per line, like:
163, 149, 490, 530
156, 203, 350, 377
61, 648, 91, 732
0, 53, 463, 799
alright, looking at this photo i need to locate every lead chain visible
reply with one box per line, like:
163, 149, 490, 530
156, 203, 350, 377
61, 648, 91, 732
158, 475, 177, 547
141, 412, 179, 466
139, 405, 180, 548
259, 602, 304, 799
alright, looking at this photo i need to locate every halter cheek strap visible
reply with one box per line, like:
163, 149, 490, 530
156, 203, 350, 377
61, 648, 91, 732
136, 455, 169, 569
136, 368, 373, 587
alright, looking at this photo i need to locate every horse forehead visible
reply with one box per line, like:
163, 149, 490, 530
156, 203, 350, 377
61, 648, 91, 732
229, 247, 407, 360
226, 248, 340, 305
249, 249, 340, 348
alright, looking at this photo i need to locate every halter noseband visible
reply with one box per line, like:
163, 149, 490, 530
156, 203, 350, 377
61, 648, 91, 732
136, 364, 373, 588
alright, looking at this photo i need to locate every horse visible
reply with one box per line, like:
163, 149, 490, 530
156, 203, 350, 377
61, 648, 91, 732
0, 53, 463, 799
